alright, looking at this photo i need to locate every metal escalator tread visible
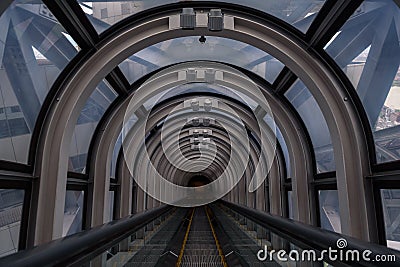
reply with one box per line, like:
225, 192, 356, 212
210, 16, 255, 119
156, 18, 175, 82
212, 206, 280, 266
125, 209, 187, 266
179, 207, 225, 267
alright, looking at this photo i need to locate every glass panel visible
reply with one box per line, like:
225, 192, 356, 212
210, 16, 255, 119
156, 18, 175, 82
63, 190, 84, 237
285, 79, 335, 173
78, 1, 176, 33
381, 189, 400, 250
210, 0, 326, 32
110, 133, 122, 178
287, 190, 293, 220
318, 190, 341, 233
0, 1, 79, 163
85, 209, 177, 266
79, 0, 325, 33
106, 191, 115, 223
111, 114, 138, 178
145, 83, 259, 110
0, 189, 24, 257
325, 0, 400, 163
119, 37, 284, 85
264, 114, 291, 177
69, 80, 117, 173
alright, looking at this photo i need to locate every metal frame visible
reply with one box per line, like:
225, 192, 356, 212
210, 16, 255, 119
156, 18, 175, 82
369, 172, 400, 246
0, 205, 173, 267
0, 171, 32, 250
221, 200, 400, 267
27, 4, 374, 243
96, 61, 313, 224
0, 0, 398, 249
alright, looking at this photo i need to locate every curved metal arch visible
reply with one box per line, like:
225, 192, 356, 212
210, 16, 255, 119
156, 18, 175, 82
137, 104, 275, 194
32, 5, 373, 243
111, 83, 287, 180
148, 132, 232, 178
141, 99, 273, 175
84, 60, 312, 233
148, 132, 233, 180
93, 0, 374, 175
124, 101, 259, 198
115, 67, 288, 201
137, 117, 278, 212
143, 129, 261, 187
0, 1, 373, 181
137, 106, 268, 186
112, 90, 285, 222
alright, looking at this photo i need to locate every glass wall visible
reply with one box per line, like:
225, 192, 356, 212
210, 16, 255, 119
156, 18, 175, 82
318, 190, 341, 233
0, 189, 24, 257
0, 1, 79, 163
69, 80, 117, 173
287, 190, 293, 220
63, 190, 84, 237
264, 114, 291, 178
107, 190, 115, 223
285, 79, 335, 172
78, 0, 325, 33
381, 189, 400, 250
325, 0, 400, 164
119, 37, 284, 85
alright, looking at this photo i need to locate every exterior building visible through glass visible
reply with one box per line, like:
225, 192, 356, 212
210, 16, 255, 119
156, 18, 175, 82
0, 189, 24, 257
119, 37, 285, 86
0, 1, 79, 163
69, 80, 117, 173
318, 190, 341, 233
325, 0, 400, 164
78, 0, 325, 33
63, 191, 84, 237
381, 189, 400, 250
285, 79, 335, 173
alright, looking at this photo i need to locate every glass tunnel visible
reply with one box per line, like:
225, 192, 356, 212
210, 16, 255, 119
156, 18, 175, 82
0, 0, 400, 266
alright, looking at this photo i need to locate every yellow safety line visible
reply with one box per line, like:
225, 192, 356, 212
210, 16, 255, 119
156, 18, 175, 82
176, 208, 195, 267
205, 206, 228, 267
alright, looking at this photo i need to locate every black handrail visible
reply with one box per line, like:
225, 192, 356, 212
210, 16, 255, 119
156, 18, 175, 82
221, 200, 400, 267
0, 205, 173, 267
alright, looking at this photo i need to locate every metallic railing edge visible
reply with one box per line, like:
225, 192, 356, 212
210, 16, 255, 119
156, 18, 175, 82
220, 200, 400, 267
0, 205, 173, 267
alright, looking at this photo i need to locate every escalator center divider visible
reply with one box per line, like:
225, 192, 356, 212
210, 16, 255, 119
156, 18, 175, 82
155, 208, 195, 267
208, 205, 251, 267
176, 208, 195, 266
205, 206, 229, 267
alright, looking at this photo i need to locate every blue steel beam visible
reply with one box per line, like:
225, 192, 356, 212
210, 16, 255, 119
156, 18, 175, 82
357, 16, 400, 126
1, 4, 78, 132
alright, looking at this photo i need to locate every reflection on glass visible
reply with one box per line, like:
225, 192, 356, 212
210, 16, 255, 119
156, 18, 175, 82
0, 189, 24, 257
78, 1, 176, 33
152, 83, 259, 110
0, 1, 79, 163
69, 80, 117, 173
63, 190, 84, 237
119, 37, 284, 85
325, 0, 400, 163
107, 191, 115, 223
86, 209, 178, 266
111, 114, 139, 178
78, 0, 325, 33
110, 133, 122, 178
287, 190, 293, 219
381, 189, 400, 250
285, 79, 335, 172
264, 115, 291, 177
318, 190, 341, 233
